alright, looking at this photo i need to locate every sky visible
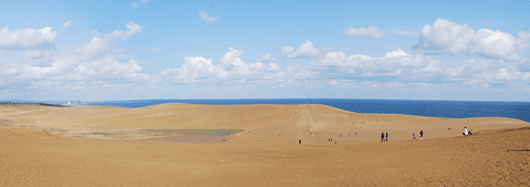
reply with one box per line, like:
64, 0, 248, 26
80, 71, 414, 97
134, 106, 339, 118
1, 0, 530, 101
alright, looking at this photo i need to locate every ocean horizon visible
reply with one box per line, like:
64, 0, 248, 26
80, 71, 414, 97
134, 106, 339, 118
3, 98, 530, 123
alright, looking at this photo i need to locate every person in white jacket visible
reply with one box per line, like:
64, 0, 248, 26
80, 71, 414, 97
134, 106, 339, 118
463, 127, 468, 137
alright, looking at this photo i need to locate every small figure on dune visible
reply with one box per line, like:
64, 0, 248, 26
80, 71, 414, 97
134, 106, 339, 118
258, 139, 260, 142
340, 134, 342, 137
385, 133, 388, 142
413, 133, 416, 140
279, 133, 281, 137
335, 140, 337, 144
420, 130, 423, 140
469, 129, 473, 136
356, 132, 357, 135
381, 132, 385, 142
463, 127, 468, 137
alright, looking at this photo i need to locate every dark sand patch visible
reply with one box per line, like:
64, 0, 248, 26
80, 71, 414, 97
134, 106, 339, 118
145, 129, 243, 136
142, 134, 224, 143
48, 128, 245, 143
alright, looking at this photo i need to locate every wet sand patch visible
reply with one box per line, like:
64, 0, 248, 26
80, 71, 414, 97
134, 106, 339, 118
142, 134, 223, 143
40, 128, 244, 143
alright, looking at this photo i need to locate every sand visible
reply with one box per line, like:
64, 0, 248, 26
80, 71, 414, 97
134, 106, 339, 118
0, 103, 529, 186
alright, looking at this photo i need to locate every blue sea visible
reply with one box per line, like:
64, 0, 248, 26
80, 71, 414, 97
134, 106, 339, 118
3, 99, 530, 123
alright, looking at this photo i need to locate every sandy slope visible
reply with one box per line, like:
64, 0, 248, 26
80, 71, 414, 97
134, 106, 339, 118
0, 104, 529, 186
0, 103, 527, 142
1, 125, 529, 186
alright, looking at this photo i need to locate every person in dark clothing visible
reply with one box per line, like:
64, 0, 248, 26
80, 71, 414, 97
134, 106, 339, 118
385, 133, 388, 142
420, 130, 423, 140
381, 132, 385, 142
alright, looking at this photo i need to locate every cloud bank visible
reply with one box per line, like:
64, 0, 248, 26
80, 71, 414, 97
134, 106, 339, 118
415, 19, 530, 61
0, 26, 58, 50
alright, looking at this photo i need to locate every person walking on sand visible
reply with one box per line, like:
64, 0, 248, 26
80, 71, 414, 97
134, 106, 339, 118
463, 127, 468, 137
381, 132, 385, 142
420, 130, 423, 140
385, 133, 388, 142
413, 133, 416, 140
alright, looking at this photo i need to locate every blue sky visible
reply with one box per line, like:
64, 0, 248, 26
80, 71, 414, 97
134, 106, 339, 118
1, 0, 530, 101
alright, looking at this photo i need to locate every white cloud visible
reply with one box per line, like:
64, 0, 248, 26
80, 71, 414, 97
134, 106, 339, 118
0, 26, 58, 50
62, 20, 72, 29
105, 21, 143, 40
343, 26, 386, 39
415, 18, 530, 61
131, 2, 138, 9
220, 47, 245, 67
281, 40, 329, 58
199, 10, 219, 23
416, 19, 474, 54
469, 29, 520, 60
316, 49, 430, 80
312, 48, 530, 89
293, 69, 319, 80
21, 50, 53, 67
0, 22, 149, 93
494, 68, 520, 81
256, 53, 277, 62
152, 48, 163, 52
160, 47, 280, 84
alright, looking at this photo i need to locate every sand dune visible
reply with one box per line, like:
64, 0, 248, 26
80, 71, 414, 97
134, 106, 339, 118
1, 104, 529, 186
0, 103, 527, 143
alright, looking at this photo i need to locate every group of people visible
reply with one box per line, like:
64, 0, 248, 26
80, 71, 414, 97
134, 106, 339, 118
412, 130, 423, 140
380, 132, 388, 142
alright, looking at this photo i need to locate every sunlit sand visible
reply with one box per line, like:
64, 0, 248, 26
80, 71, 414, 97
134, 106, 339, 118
1, 103, 529, 186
